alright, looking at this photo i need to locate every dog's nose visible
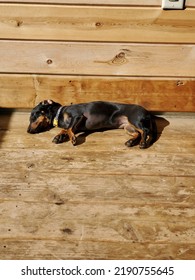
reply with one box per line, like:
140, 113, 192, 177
27, 125, 34, 133
27, 125, 30, 133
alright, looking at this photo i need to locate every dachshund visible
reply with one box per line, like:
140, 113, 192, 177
27, 100, 157, 149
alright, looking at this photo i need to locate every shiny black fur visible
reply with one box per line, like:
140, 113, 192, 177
27, 100, 157, 148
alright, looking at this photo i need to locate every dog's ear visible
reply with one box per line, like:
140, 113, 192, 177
41, 99, 53, 106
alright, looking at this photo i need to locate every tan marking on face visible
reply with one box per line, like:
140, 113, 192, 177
30, 115, 45, 129
30, 115, 50, 130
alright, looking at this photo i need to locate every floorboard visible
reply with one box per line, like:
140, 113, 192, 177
0, 111, 194, 259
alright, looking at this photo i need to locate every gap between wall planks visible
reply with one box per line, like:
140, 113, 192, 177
0, 5, 195, 43
0, 75, 194, 112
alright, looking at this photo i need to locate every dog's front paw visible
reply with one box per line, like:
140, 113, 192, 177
125, 139, 134, 147
52, 134, 69, 144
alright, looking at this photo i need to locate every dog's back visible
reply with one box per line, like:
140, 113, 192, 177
66, 101, 157, 147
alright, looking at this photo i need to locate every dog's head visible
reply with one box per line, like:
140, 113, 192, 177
27, 99, 61, 134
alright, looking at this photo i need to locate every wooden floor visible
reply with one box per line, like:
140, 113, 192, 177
0, 111, 194, 260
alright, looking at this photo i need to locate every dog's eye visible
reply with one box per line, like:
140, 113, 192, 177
30, 112, 37, 121
41, 111, 45, 115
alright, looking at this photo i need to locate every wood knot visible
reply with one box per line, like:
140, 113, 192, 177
116, 52, 125, 58
61, 228, 73, 235
55, 201, 64, 205
47, 59, 53, 65
110, 52, 128, 65
27, 163, 35, 169
177, 80, 184, 86
95, 22, 102, 27
17, 20, 23, 27
94, 51, 128, 66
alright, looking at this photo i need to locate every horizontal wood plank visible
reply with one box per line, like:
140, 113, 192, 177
0, 75, 195, 112
0, 75, 35, 108
0, 41, 195, 77
0, 1, 169, 6
0, 114, 195, 177
1, 240, 194, 260
0, 5, 195, 43
1, 200, 195, 242
34, 77, 195, 112
1, 149, 195, 177
0, 1, 194, 8
1, 172, 194, 205
1, 117, 195, 154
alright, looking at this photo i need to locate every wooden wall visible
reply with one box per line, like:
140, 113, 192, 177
0, 0, 195, 111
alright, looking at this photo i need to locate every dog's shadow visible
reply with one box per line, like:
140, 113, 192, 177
154, 116, 170, 142
75, 129, 109, 146
75, 115, 169, 146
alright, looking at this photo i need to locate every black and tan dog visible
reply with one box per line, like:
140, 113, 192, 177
27, 100, 157, 148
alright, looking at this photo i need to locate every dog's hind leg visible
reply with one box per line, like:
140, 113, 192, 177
136, 118, 151, 149
138, 128, 150, 149
124, 124, 141, 147
123, 123, 150, 149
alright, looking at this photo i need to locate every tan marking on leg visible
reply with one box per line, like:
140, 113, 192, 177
57, 129, 67, 137
65, 128, 77, 145
124, 123, 140, 147
124, 122, 146, 148
52, 129, 69, 144
115, 115, 148, 148
30, 115, 45, 130
125, 124, 140, 139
